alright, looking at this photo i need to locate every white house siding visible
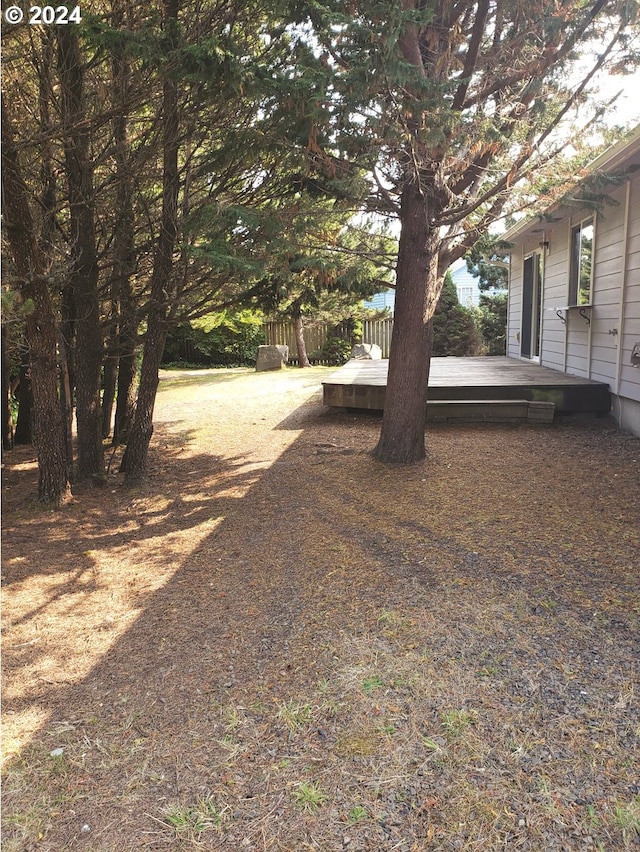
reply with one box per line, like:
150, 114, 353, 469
505, 126, 640, 436
590, 189, 627, 385
506, 251, 522, 356
540, 228, 571, 371
450, 261, 483, 306
616, 171, 640, 434
364, 289, 396, 314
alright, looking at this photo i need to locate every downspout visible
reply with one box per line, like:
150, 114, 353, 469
613, 179, 632, 423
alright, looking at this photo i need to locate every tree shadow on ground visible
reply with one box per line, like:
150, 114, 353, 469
2, 387, 639, 851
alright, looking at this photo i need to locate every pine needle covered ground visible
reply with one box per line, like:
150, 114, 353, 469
2, 367, 639, 851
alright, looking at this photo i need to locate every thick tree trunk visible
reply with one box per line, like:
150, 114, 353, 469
1, 106, 71, 505
121, 0, 180, 482
112, 317, 137, 446
293, 313, 311, 367
36, 31, 74, 475
374, 180, 436, 464
371, 9, 445, 465
38, 30, 57, 257
119, 322, 167, 480
109, 11, 138, 447
57, 27, 104, 480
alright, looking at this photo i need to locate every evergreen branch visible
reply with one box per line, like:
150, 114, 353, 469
452, 0, 490, 111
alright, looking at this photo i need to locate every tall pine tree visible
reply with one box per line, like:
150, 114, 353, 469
285, 0, 640, 462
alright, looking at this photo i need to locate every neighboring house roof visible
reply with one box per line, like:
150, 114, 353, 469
504, 123, 640, 244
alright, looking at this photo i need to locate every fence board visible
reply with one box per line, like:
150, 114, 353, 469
263, 318, 394, 363
263, 321, 328, 362
362, 318, 393, 357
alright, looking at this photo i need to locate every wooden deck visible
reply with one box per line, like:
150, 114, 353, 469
322, 356, 611, 416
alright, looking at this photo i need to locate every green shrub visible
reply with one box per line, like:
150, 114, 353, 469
433, 275, 483, 356
477, 293, 507, 355
162, 310, 265, 367
313, 334, 353, 365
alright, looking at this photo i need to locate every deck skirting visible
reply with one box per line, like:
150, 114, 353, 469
426, 399, 555, 423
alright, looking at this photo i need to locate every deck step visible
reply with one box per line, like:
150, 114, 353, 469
426, 399, 555, 423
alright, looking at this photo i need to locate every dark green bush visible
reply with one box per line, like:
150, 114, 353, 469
313, 334, 353, 365
162, 311, 265, 367
477, 293, 507, 355
432, 275, 483, 356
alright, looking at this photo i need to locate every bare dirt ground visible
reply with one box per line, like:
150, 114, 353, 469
2, 366, 639, 851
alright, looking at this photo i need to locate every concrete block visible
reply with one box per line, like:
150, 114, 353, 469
256, 345, 288, 371
350, 343, 382, 360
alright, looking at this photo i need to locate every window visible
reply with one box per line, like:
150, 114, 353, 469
569, 218, 594, 306
457, 286, 474, 306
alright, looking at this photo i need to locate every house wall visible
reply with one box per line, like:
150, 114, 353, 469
450, 261, 482, 306
591, 188, 627, 385
542, 232, 568, 370
365, 263, 486, 313
507, 250, 522, 355
364, 289, 396, 314
615, 172, 640, 435
507, 164, 640, 437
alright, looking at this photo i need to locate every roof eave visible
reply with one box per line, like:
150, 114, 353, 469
503, 124, 640, 245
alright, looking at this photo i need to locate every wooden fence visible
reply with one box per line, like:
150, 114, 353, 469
361, 318, 393, 358
263, 318, 394, 363
263, 321, 329, 361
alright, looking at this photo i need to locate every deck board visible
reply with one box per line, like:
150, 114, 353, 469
322, 357, 611, 414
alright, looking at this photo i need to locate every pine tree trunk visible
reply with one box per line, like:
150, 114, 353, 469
57, 26, 104, 480
293, 314, 311, 367
38, 30, 57, 256
113, 323, 137, 446
121, 0, 180, 482
374, 180, 436, 464
1, 107, 71, 505
107, 2, 138, 446
119, 323, 166, 480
